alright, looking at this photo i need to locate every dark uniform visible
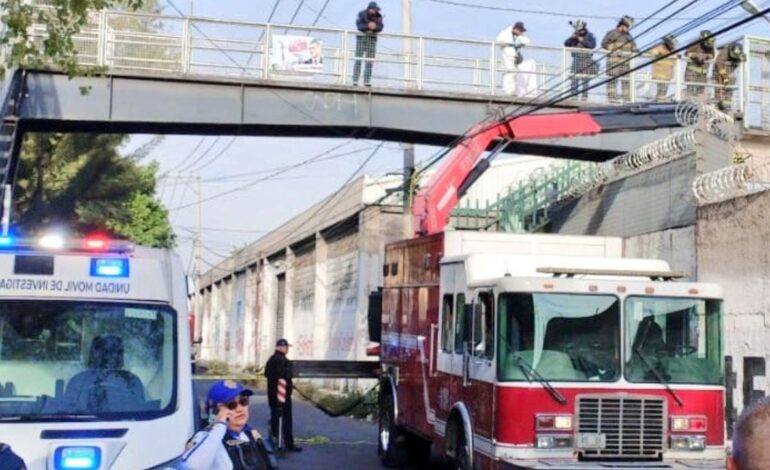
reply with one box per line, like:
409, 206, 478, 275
0, 443, 25, 470
564, 20, 597, 100
713, 43, 745, 110
264, 339, 297, 451
602, 17, 638, 103
685, 32, 715, 100
353, 1, 384, 86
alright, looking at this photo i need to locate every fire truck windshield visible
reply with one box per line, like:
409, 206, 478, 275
498, 293, 621, 382
0, 300, 177, 421
625, 296, 723, 385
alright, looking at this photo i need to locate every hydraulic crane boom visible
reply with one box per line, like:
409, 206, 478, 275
411, 104, 682, 236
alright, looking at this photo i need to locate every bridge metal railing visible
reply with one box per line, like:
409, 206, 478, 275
10, 7, 770, 130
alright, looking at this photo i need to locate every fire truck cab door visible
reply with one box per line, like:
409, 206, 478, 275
468, 290, 496, 384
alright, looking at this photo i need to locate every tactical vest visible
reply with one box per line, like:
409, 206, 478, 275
222, 430, 275, 470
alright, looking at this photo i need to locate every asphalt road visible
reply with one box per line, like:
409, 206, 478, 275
194, 379, 393, 469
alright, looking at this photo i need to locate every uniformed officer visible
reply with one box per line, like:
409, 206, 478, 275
0, 443, 25, 470
182, 380, 275, 470
564, 19, 597, 100
601, 15, 638, 103
713, 42, 746, 110
685, 30, 716, 99
649, 35, 678, 102
265, 338, 302, 453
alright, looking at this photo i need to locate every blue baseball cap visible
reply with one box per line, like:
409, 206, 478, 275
207, 380, 254, 405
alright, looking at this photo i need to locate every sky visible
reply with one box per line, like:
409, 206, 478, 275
120, 0, 770, 272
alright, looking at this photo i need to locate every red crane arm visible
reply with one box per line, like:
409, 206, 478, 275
411, 112, 603, 236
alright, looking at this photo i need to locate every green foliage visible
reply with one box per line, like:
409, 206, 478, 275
14, 132, 174, 248
0, 0, 168, 80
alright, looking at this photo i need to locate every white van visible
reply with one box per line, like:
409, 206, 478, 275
0, 234, 193, 469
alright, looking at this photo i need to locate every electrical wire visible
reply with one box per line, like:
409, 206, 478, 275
169, 139, 363, 211
159, 136, 206, 179
418, 0, 747, 21
188, 136, 238, 173
175, 137, 221, 174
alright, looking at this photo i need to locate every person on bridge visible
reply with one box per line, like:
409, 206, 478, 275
496, 22, 531, 96
182, 380, 275, 470
265, 338, 302, 453
564, 19, 597, 100
713, 42, 745, 111
353, 1, 384, 86
685, 30, 716, 100
602, 16, 638, 103
728, 396, 770, 469
649, 35, 678, 102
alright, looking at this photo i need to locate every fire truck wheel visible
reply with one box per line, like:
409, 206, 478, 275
379, 390, 408, 468
453, 427, 472, 470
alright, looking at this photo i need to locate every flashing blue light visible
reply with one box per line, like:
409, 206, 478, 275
90, 258, 129, 278
0, 235, 14, 247
54, 446, 101, 470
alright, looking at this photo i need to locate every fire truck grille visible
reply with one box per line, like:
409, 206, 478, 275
576, 394, 666, 459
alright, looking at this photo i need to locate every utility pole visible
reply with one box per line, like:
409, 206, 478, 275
402, 0, 416, 231
192, 175, 202, 340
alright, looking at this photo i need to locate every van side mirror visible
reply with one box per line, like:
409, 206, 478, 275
368, 288, 383, 343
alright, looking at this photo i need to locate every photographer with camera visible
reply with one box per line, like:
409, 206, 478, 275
182, 380, 275, 470
564, 19, 597, 100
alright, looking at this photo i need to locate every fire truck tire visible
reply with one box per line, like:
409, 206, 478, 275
452, 425, 472, 470
378, 390, 408, 468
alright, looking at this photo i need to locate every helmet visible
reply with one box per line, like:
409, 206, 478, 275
572, 19, 587, 31
700, 30, 715, 45
728, 43, 746, 61
663, 35, 677, 50
619, 15, 634, 28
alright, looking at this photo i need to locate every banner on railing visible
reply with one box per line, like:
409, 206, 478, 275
270, 35, 324, 75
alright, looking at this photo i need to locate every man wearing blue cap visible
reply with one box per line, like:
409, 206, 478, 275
265, 338, 301, 452
182, 380, 274, 469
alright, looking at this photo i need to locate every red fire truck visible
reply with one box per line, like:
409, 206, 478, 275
370, 105, 726, 469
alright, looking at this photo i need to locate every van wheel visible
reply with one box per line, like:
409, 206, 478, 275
454, 428, 472, 470
379, 390, 407, 468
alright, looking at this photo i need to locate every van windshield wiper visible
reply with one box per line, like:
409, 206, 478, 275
511, 353, 567, 405
634, 346, 684, 407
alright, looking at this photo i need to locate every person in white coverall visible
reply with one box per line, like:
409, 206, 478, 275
496, 21, 532, 95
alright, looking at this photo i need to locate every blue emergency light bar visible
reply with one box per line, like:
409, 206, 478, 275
53, 446, 101, 470
90, 258, 130, 278
0, 233, 133, 253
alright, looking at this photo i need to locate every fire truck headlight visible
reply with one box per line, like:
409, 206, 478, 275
536, 435, 573, 449
536, 414, 573, 431
670, 435, 706, 451
536, 436, 555, 449
671, 415, 707, 432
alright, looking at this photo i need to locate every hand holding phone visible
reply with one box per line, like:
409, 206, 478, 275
215, 404, 232, 424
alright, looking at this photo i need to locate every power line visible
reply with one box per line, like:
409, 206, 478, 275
418, 0, 745, 21
176, 137, 221, 174
188, 136, 238, 173
159, 136, 206, 179
288, 0, 306, 25
311, 0, 331, 26
169, 139, 358, 211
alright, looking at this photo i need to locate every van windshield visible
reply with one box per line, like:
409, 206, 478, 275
498, 293, 621, 382
0, 300, 176, 421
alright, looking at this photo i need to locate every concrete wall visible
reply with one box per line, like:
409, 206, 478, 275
623, 226, 697, 281
697, 191, 770, 418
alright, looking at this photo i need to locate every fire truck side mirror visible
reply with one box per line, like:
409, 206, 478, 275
368, 289, 383, 343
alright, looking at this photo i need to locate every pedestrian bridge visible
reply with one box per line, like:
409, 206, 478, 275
3, 7, 770, 164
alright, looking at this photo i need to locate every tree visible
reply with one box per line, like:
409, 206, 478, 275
0, 0, 175, 80
14, 132, 175, 248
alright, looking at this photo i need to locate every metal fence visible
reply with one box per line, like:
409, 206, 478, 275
12, 7, 770, 130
